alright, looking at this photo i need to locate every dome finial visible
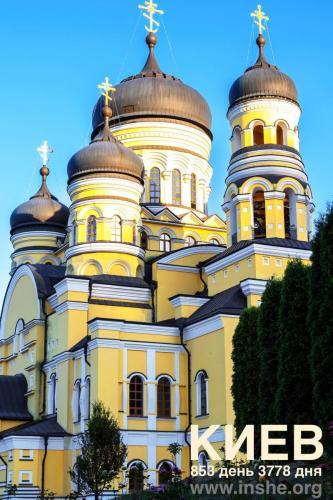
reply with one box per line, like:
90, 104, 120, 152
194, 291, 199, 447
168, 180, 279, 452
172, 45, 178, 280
250, 5, 270, 67
37, 140, 53, 167
35, 141, 53, 198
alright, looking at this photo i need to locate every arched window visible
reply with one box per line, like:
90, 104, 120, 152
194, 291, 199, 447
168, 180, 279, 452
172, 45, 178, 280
276, 122, 287, 146
73, 380, 81, 423
233, 127, 242, 151
87, 215, 97, 242
157, 377, 171, 418
210, 239, 219, 246
172, 169, 182, 205
191, 173, 197, 209
128, 462, 145, 492
13, 319, 24, 354
198, 451, 209, 472
195, 371, 208, 417
111, 215, 122, 242
49, 373, 57, 415
150, 167, 161, 203
284, 191, 291, 238
72, 223, 77, 245
185, 236, 196, 247
141, 231, 148, 250
284, 189, 297, 239
253, 125, 264, 145
84, 377, 91, 420
158, 462, 173, 485
129, 375, 144, 417
160, 233, 171, 252
253, 191, 266, 238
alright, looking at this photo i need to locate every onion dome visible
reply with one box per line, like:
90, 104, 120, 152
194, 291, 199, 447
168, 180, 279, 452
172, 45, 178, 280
92, 33, 212, 138
229, 33, 298, 108
10, 167, 69, 235
68, 106, 144, 184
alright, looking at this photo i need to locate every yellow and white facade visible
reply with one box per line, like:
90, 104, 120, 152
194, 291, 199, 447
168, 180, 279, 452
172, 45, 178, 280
0, 10, 314, 499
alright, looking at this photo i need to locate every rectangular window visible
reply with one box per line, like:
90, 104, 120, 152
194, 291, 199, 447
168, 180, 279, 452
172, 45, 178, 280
19, 471, 32, 484
20, 450, 33, 461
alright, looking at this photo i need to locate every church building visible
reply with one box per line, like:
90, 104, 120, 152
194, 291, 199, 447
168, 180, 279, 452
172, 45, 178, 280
0, 3, 314, 498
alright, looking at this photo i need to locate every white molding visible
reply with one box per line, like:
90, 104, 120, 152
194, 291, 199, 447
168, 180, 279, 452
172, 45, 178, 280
10, 231, 65, 243
0, 436, 67, 452
186, 426, 225, 444
158, 245, 223, 265
157, 263, 199, 274
91, 284, 151, 303
88, 319, 179, 337
204, 244, 311, 275
47, 293, 58, 310
227, 166, 307, 186
169, 296, 209, 308
0, 266, 41, 340
264, 191, 286, 200
65, 243, 145, 260
183, 315, 224, 341
227, 98, 301, 123
54, 278, 90, 296
240, 279, 268, 296
88, 338, 184, 353
56, 301, 89, 315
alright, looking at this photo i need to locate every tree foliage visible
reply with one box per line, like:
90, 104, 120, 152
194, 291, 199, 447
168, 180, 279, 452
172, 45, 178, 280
257, 279, 282, 424
69, 401, 127, 500
231, 307, 260, 437
309, 204, 333, 448
274, 260, 312, 427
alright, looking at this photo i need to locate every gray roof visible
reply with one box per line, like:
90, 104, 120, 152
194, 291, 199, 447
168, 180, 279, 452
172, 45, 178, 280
28, 264, 66, 298
0, 417, 68, 438
202, 238, 312, 269
186, 285, 247, 325
0, 374, 32, 421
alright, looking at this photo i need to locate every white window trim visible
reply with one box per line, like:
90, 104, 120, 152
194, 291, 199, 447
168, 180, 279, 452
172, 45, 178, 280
195, 372, 209, 417
19, 449, 33, 461
19, 470, 33, 484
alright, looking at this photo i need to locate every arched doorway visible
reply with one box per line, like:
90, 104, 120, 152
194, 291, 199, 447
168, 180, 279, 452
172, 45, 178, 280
253, 191, 266, 238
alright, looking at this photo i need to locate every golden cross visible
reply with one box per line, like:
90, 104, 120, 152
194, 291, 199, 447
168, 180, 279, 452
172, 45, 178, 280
37, 140, 53, 166
98, 77, 116, 106
138, 0, 164, 33
251, 4, 269, 34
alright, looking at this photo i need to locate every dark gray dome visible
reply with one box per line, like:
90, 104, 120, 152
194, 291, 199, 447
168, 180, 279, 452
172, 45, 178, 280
10, 168, 69, 235
92, 34, 212, 137
67, 122, 144, 184
229, 34, 298, 108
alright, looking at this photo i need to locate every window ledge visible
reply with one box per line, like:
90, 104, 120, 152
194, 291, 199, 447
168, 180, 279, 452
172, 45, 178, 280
195, 414, 210, 420
128, 416, 147, 420
157, 417, 176, 420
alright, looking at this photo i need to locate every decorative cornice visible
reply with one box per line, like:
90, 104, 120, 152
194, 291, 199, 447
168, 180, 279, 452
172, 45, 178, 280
157, 264, 199, 274
65, 243, 145, 260
88, 319, 179, 337
183, 314, 224, 341
157, 245, 223, 265
264, 191, 286, 200
169, 296, 209, 308
204, 244, 311, 275
226, 166, 308, 186
56, 301, 89, 315
54, 278, 90, 297
240, 279, 268, 296
91, 284, 151, 303
227, 98, 301, 122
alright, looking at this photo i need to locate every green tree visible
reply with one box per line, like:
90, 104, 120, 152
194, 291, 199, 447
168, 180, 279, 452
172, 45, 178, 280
257, 279, 282, 424
274, 260, 312, 453
231, 307, 260, 439
309, 205, 333, 452
69, 401, 127, 500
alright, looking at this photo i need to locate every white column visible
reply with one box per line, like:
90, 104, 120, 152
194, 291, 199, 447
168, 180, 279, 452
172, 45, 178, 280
197, 180, 206, 213
182, 174, 192, 208
123, 348, 128, 429
162, 171, 172, 204
148, 433, 157, 486
147, 349, 156, 431
175, 351, 180, 431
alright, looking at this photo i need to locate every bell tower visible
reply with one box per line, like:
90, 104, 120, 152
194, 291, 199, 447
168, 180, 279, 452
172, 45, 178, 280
223, 5, 314, 247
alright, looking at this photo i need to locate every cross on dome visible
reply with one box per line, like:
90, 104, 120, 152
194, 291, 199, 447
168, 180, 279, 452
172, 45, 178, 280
37, 140, 53, 166
251, 4, 269, 34
138, 0, 164, 33
98, 77, 116, 106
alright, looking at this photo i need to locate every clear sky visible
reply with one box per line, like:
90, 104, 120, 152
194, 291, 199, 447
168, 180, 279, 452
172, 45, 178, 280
0, 0, 332, 300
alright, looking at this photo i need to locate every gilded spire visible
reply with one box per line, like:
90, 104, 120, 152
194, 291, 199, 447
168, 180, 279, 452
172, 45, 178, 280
33, 141, 54, 199
97, 77, 116, 136
251, 4, 269, 35
138, 0, 164, 34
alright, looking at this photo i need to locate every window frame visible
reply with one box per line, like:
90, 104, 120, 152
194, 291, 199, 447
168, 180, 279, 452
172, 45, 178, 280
172, 169, 182, 205
87, 215, 97, 242
160, 233, 171, 252
157, 377, 172, 418
129, 375, 144, 417
111, 215, 122, 242
150, 167, 161, 203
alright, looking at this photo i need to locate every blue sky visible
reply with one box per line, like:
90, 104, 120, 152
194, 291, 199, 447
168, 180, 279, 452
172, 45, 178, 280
0, 0, 332, 300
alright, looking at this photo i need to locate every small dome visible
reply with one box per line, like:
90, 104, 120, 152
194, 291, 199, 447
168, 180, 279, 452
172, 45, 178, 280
229, 34, 298, 108
68, 111, 144, 184
92, 34, 212, 137
10, 167, 69, 235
